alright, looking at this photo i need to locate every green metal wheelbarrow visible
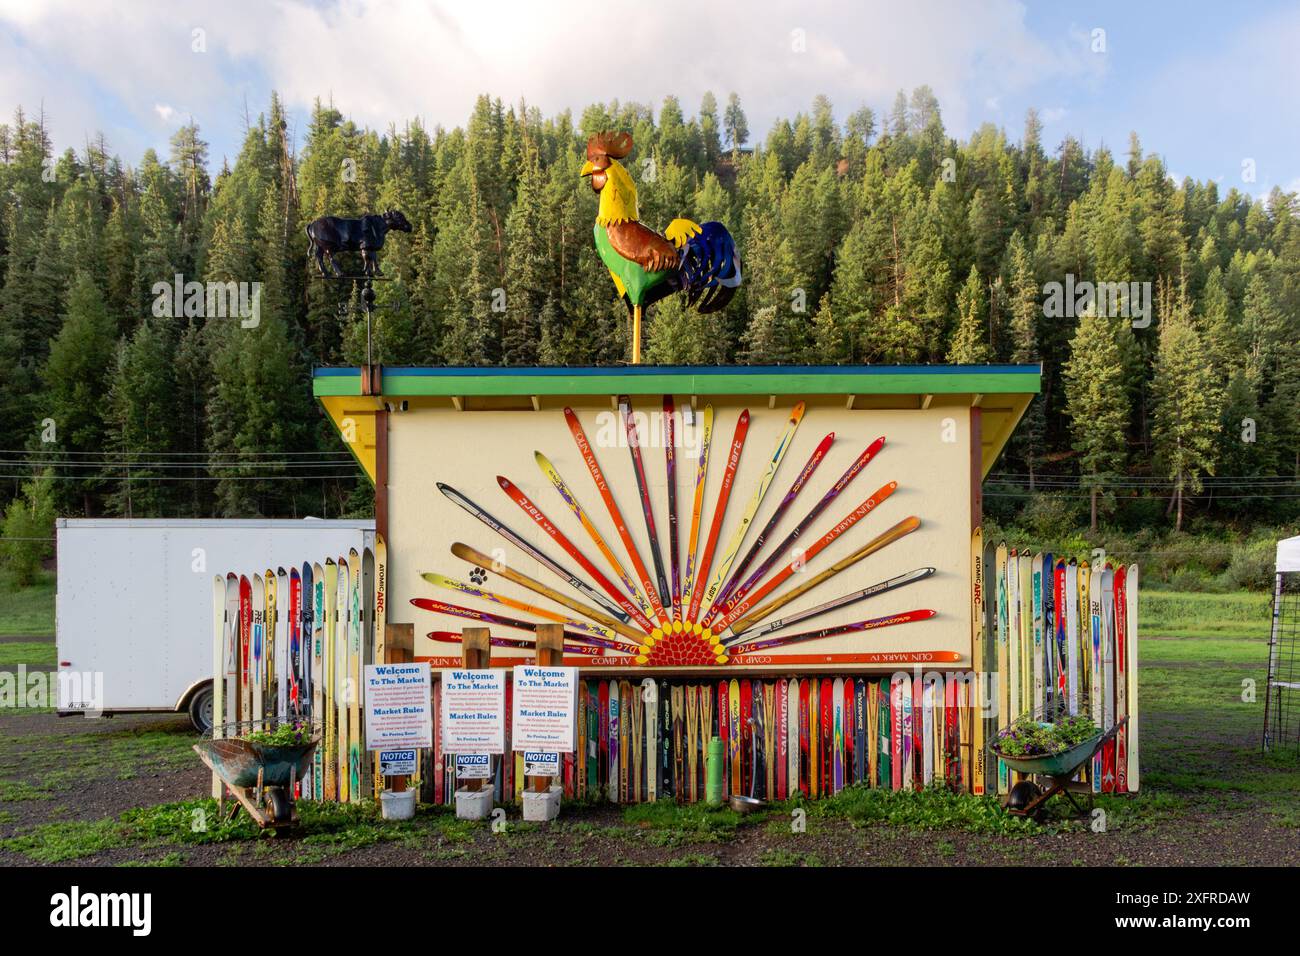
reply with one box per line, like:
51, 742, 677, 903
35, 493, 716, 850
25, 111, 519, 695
992, 717, 1127, 820
194, 729, 319, 828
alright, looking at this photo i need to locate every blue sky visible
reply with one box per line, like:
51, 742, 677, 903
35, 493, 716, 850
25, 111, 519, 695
2, 0, 1296, 195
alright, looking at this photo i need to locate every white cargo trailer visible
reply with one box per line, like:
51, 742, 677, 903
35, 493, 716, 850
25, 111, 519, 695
55, 518, 374, 732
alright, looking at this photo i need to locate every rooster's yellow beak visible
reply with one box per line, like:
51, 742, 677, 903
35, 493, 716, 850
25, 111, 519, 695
579, 160, 596, 177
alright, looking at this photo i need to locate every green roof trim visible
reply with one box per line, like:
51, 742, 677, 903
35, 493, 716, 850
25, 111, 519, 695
313, 364, 1041, 398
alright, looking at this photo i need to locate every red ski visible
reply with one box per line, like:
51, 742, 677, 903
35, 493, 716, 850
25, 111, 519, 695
497, 475, 655, 633
799, 678, 811, 797
409, 597, 638, 652
664, 396, 681, 620
710, 481, 899, 633
706, 431, 834, 621
777, 678, 789, 800
707, 436, 885, 630
620, 396, 671, 611
820, 678, 834, 796
563, 408, 670, 630
687, 410, 750, 626
730, 609, 936, 654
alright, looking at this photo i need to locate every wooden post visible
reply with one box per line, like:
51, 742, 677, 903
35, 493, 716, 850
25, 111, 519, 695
385, 623, 413, 793
462, 627, 491, 792
531, 624, 564, 793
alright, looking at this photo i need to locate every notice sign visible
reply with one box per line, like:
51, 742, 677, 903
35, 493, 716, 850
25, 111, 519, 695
379, 750, 417, 776
441, 669, 506, 754
364, 663, 432, 749
456, 753, 492, 780
523, 751, 560, 776
512, 665, 578, 753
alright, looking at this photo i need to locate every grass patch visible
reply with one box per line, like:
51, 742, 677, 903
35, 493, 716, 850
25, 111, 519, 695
0, 573, 55, 637
621, 800, 747, 847
1140, 591, 1270, 640
667, 851, 720, 867
0, 779, 53, 802
0, 643, 55, 666
2, 818, 132, 863
809, 785, 1041, 835
120, 851, 188, 867
759, 847, 822, 866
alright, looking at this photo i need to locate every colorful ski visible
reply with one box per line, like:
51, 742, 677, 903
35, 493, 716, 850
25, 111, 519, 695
709, 430, 833, 619
680, 405, 714, 623
798, 679, 811, 796
438, 481, 633, 625
725, 566, 936, 645
421, 571, 618, 640
688, 410, 751, 628
562, 407, 671, 630
535, 450, 659, 629
730, 608, 937, 654
832, 677, 845, 793
700, 402, 807, 624
719, 511, 917, 637
664, 396, 681, 620
711, 481, 901, 632
348, 550, 362, 802
608, 679, 620, 802
496, 476, 654, 631
787, 678, 800, 797
970, 527, 985, 795
1126, 564, 1140, 791
819, 678, 833, 796
778, 678, 790, 799
729, 679, 742, 795
620, 396, 671, 611
1115, 565, 1128, 793
712, 435, 886, 629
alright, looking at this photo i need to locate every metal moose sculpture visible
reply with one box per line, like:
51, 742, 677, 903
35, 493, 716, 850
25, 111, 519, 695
305, 209, 412, 278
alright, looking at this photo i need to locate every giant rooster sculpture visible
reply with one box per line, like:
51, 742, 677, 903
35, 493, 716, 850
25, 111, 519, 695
581, 131, 741, 363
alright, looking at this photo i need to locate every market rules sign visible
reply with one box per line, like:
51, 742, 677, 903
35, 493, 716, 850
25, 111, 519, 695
440, 668, 506, 753
511, 665, 578, 753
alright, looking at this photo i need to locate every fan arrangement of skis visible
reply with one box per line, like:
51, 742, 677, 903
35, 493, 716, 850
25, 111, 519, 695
414, 397, 935, 667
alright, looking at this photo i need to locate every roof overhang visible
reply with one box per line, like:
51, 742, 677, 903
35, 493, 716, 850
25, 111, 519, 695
314, 364, 1041, 484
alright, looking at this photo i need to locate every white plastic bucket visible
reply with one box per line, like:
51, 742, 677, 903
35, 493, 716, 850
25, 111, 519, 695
380, 788, 416, 821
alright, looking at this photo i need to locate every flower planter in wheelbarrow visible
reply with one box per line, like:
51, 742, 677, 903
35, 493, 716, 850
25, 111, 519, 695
194, 736, 319, 828
992, 717, 1127, 820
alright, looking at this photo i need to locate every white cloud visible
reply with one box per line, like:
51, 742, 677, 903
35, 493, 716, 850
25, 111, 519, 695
0, 0, 1103, 160
154, 104, 176, 122
1040, 107, 1068, 124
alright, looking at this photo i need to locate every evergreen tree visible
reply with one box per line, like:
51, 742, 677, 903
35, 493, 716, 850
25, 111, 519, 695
40, 273, 118, 515
1151, 298, 1223, 530
723, 93, 749, 156
948, 264, 991, 363
1063, 311, 1129, 530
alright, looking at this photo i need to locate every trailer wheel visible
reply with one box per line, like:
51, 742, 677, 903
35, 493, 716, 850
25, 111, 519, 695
188, 685, 214, 734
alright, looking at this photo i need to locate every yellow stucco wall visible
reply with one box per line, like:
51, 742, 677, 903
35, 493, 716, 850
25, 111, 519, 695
385, 395, 976, 673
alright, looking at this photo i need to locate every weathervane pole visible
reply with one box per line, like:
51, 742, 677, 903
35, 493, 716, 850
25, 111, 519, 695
632, 305, 643, 365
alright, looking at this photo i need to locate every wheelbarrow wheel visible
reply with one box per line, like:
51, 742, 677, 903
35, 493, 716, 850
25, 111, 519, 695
1006, 780, 1043, 818
266, 787, 292, 824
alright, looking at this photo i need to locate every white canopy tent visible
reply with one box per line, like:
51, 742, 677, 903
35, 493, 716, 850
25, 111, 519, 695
1277, 535, 1300, 574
